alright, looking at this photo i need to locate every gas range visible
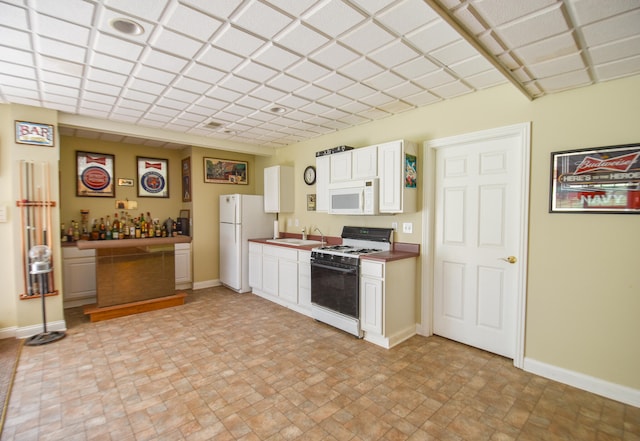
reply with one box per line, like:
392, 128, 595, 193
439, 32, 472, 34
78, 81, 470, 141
311, 226, 393, 264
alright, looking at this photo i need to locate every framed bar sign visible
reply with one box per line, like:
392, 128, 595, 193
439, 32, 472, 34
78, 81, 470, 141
550, 143, 640, 213
16, 121, 54, 147
77, 151, 115, 197
137, 156, 169, 198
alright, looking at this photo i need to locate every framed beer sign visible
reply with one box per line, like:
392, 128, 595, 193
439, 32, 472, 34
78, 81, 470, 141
137, 156, 169, 198
550, 143, 640, 213
77, 151, 115, 197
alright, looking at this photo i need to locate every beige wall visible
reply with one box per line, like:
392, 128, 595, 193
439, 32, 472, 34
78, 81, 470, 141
2, 74, 639, 395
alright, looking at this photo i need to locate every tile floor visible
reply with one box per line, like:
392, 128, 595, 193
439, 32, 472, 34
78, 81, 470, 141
2, 287, 639, 440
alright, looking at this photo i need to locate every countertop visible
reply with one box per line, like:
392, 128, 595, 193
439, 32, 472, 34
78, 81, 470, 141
74, 236, 191, 250
251, 235, 419, 261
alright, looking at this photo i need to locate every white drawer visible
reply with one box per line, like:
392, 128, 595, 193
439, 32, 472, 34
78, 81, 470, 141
360, 260, 384, 278
249, 242, 263, 253
62, 247, 96, 259
263, 244, 298, 261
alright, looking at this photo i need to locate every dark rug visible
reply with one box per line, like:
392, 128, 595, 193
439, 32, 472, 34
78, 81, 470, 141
0, 338, 22, 437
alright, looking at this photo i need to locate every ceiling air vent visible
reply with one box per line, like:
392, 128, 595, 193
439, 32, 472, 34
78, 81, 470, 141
204, 121, 223, 129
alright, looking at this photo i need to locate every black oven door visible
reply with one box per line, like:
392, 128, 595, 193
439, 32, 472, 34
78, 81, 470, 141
311, 261, 359, 318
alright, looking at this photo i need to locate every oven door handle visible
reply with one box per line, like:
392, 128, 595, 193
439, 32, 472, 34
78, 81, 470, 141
311, 262, 357, 274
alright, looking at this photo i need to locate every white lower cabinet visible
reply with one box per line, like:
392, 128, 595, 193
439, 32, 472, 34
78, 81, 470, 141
360, 257, 417, 348
62, 247, 97, 308
175, 243, 192, 289
249, 243, 312, 316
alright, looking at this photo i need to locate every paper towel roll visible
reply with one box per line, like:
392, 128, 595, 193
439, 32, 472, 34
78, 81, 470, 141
273, 220, 279, 239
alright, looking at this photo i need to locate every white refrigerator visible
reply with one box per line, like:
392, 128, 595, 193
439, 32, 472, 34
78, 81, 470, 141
219, 194, 275, 293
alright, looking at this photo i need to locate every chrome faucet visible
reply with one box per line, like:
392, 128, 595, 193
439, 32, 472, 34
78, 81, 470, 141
314, 227, 325, 245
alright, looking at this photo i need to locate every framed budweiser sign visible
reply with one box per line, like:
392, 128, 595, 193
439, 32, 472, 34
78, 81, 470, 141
550, 143, 640, 213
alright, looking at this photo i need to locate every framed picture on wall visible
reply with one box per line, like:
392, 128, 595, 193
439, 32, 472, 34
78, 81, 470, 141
76, 151, 115, 197
182, 157, 192, 202
137, 156, 169, 198
550, 143, 640, 213
203, 157, 248, 184
15, 121, 54, 147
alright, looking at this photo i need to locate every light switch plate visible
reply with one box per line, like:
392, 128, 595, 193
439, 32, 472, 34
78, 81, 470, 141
0, 205, 6, 222
402, 222, 412, 233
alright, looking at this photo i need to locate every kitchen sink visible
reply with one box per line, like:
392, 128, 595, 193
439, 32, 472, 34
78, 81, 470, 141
266, 238, 322, 247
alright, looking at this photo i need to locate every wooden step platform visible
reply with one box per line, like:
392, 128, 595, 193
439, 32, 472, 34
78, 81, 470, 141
83, 292, 187, 322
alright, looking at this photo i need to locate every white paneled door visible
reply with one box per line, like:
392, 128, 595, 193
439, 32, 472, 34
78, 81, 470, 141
430, 124, 530, 361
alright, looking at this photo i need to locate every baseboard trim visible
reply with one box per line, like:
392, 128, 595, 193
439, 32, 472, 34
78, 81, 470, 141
524, 357, 640, 408
0, 327, 18, 340
15, 320, 67, 339
192, 279, 220, 290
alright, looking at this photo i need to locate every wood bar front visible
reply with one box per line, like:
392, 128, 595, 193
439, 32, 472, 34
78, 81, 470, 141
79, 237, 190, 321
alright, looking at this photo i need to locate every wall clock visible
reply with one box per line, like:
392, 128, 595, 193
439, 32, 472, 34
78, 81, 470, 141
303, 165, 316, 185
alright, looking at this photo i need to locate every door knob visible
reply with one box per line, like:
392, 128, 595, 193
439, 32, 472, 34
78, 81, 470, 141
503, 256, 517, 264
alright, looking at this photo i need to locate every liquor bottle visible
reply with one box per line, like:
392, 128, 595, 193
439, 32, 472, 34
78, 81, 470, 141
140, 213, 146, 238
105, 215, 112, 240
91, 219, 99, 240
155, 220, 161, 238
112, 214, 119, 240
99, 218, 106, 240
135, 218, 141, 239
129, 218, 135, 239
72, 221, 80, 241
61, 223, 66, 242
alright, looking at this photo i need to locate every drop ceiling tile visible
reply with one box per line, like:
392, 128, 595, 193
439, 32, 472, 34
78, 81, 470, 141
278, 94, 312, 109
36, 14, 90, 45
464, 69, 507, 89
295, 84, 330, 100
347, 0, 395, 16
0, 27, 31, 51
88, 68, 128, 87
316, 72, 356, 90
39, 38, 86, 64
225, 103, 256, 117
179, 0, 243, 21
338, 113, 370, 125
172, 76, 212, 95
364, 71, 405, 90
206, 86, 242, 102
569, 0, 639, 26
218, 75, 258, 94
40, 70, 80, 88
377, 0, 439, 34
0, 2, 28, 28
430, 40, 477, 66
303, 0, 366, 38
357, 107, 390, 121
512, 32, 578, 64
477, 31, 507, 54
143, 49, 190, 73
164, 3, 223, 41
45, 102, 77, 113
94, 32, 145, 60
253, 43, 301, 70
197, 94, 233, 110
135, 65, 177, 85
118, 99, 152, 111
128, 79, 166, 96
84, 91, 118, 105
338, 57, 384, 81
84, 80, 123, 96
449, 55, 494, 77
496, 4, 569, 49
0, 46, 32, 67
247, 110, 277, 123
104, 0, 168, 21
368, 40, 419, 67
237, 95, 270, 110
406, 19, 461, 53
275, 22, 330, 55
90, 52, 135, 75
317, 92, 352, 108
39, 55, 83, 76
528, 52, 586, 80
535, 69, 591, 92
431, 80, 473, 98
385, 81, 423, 98
590, 35, 640, 65
287, 59, 331, 82
234, 61, 279, 83
82, 100, 114, 113
470, 0, 557, 26
360, 92, 394, 106
403, 89, 441, 106
340, 82, 377, 99
581, 9, 640, 47
340, 99, 371, 114
414, 69, 457, 89
43, 83, 79, 98
302, 101, 332, 114
232, 0, 293, 39
3, 89, 40, 103
156, 96, 190, 110
452, 4, 486, 35
393, 57, 439, 79
250, 85, 288, 102
268, 73, 306, 92
340, 21, 395, 54
379, 99, 413, 114
213, 24, 266, 57
310, 42, 360, 70
595, 55, 640, 81
150, 28, 204, 59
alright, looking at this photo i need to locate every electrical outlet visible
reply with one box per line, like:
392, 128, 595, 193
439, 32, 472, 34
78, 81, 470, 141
391, 222, 398, 231
294, 218, 299, 227
402, 222, 413, 234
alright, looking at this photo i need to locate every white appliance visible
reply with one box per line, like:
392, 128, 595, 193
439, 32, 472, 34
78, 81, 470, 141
219, 194, 275, 293
328, 178, 379, 215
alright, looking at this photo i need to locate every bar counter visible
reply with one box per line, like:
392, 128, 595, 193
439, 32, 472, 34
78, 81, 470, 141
79, 236, 191, 322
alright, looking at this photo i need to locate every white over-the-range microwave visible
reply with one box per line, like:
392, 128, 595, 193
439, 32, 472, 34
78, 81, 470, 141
328, 178, 379, 215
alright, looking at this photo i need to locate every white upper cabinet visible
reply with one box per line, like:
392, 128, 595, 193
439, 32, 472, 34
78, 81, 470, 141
352, 145, 377, 179
264, 165, 294, 213
329, 150, 352, 182
378, 140, 417, 213
315, 155, 330, 212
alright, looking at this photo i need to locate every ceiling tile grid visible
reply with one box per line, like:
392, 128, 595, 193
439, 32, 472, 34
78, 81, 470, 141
1, 0, 639, 148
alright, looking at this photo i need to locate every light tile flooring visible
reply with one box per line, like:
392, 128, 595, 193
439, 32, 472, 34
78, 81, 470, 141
3, 287, 639, 440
